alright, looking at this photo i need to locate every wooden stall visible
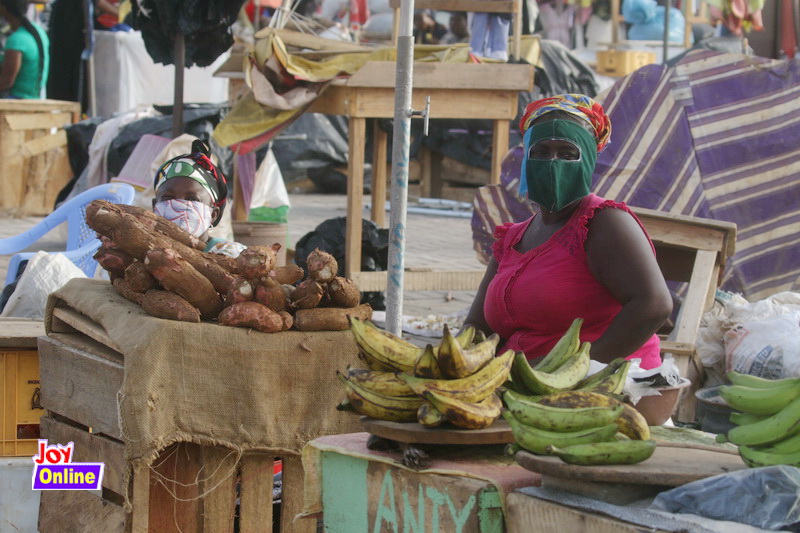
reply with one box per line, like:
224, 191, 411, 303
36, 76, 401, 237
306, 61, 534, 286
0, 100, 80, 217
37, 280, 364, 533
303, 432, 537, 532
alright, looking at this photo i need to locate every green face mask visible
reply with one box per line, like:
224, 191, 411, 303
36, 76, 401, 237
524, 119, 597, 212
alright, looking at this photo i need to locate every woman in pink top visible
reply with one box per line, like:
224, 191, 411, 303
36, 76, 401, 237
464, 95, 672, 370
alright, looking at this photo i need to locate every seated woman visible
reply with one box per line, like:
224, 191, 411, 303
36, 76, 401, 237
0, 0, 49, 99
464, 95, 672, 370
152, 140, 246, 258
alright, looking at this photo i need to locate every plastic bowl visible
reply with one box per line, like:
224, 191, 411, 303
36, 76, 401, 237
695, 385, 737, 435
634, 378, 692, 426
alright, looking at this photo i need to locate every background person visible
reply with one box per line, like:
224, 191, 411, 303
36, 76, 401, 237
0, 0, 48, 99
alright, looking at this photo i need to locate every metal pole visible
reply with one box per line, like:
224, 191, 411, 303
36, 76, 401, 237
662, 0, 671, 64
172, 33, 185, 139
384, 0, 416, 336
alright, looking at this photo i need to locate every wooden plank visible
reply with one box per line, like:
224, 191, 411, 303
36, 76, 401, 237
280, 453, 316, 533
232, 151, 248, 222
350, 88, 519, 119
0, 99, 81, 113
254, 28, 373, 51
420, 145, 433, 199
39, 415, 126, 495
4, 112, 72, 131
0, 118, 25, 213
350, 269, 485, 292
440, 156, 491, 187
38, 489, 126, 533
345, 117, 366, 279
515, 446, 745, 487
131, 463, 151, 533
505, 492, 668, 533
361, 417, 513, 445
147, 443, 204, 533
0, 318, 44, 348
491, 119, 510, 186
388, 0, 519, 13
48, 332, 124, 365
201, 446, 238, 533
347, 62, 533, 91
658, 340, 695, 356
20, 129, 67, 158
38, 336, 123, 439
51, 307, 123, 354
671, 250, 718, 347
633, 207, 736, 259
371, 124, 388, 227
239, 453, 275, 533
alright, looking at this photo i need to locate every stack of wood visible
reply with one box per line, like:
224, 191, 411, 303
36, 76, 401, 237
86, 200, 371, 332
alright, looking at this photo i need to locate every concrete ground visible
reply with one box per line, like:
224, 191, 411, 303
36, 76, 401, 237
0, 193, 486, 323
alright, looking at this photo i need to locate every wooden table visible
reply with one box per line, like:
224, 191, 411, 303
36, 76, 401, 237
306, 61, 534, 288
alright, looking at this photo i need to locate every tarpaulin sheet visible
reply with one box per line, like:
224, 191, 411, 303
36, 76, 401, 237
472, 50, 800, 301
212, 35, 479, 152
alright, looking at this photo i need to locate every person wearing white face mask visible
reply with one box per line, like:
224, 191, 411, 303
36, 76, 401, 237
152, 140, 246, 258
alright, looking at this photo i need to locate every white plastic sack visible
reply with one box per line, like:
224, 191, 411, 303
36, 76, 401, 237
362, 11, 394, 40
1, 252, 87, 320
724, 315, 800, 379
249, 148, 290, 223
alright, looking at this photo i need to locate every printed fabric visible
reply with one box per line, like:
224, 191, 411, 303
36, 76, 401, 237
519, 94, 612, 152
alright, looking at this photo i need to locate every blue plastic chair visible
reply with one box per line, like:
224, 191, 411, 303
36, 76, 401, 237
0, 183, 136, 287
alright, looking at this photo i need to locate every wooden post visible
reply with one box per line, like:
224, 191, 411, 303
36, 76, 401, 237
172, 33, 185, 139
239, 454, 275, 533
371, 121, 388, 226
491, 119, 510, 185
345, 117, 366, 278
280, 454, 316, 533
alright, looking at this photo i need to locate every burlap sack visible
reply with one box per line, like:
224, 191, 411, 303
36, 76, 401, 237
45, 278, 363, 506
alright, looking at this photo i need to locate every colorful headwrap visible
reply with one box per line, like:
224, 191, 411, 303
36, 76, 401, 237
154, 140, 228, 225
519, 94, 611, 152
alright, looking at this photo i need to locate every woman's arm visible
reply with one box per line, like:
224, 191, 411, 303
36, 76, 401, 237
585, 208, 673, 363
0, 50, 22, 92
96, 0, 120, 16
463, 257, 499, 337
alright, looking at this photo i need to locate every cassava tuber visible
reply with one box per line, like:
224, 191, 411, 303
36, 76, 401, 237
327, 276, 361, 308
291, 279, 324, 309
294, 304, 372, 331
144, 248, 223, 319
218, 302, 284, 333
255, 282, 287, 313
124, 261, 158, 293
225, 278, 255, 306
112, 277, 145, 305
306, 249, 338, 283
142, 290, 201, 323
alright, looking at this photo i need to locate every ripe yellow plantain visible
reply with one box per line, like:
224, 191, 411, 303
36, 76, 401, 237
417, 401, 445, 427
437, 324, 500, 379
349, 317, 421, 373
424, 390, 503, 430
398, 349, 515, 403
345, 367, 416, 397
413, 344, 442, 378
338, 371, 422, 422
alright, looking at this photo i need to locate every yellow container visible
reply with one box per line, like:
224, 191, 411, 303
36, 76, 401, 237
596, 50, 657, 77
1, 350, 43, 456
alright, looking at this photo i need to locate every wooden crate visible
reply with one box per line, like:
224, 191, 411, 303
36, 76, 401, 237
596, 50, 656, 77
505, 492, 671, 533
37, 312, 318, 533
0, 99, 80, 216
0, 319, 46, 456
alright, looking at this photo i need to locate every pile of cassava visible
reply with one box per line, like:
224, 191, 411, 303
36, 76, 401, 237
86, 200, 372, 332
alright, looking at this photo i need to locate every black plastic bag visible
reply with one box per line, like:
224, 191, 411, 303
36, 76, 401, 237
295, 217, 388, 310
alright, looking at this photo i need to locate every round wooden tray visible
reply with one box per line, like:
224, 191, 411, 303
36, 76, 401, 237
515, 446, 746, 487
360, 416, 514, 445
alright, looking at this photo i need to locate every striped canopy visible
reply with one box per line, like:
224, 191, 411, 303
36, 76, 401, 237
473, 50, 800, 302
